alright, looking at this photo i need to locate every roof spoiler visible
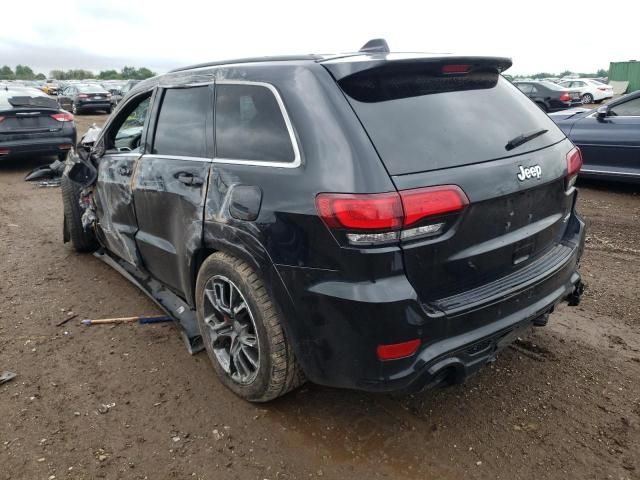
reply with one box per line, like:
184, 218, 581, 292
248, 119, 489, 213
322, 55, 513, 80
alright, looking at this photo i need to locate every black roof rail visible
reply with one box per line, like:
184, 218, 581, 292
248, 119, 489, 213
359, 38, 390, 53
168, 55, 321, 73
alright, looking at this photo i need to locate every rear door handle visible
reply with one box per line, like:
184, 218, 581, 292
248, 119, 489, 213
176, 172, 204, 187
118, 165, 132, 176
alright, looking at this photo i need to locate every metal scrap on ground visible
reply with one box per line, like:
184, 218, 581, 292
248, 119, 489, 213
0, 371, 17, 386
81, 315, 172, 326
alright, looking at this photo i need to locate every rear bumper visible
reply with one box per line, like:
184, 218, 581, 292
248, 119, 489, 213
276, 212, 585, 393
0, 135, 75, 159
76, 101, 110, 111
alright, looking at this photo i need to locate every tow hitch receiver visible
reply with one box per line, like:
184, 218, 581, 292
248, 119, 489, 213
567, 280, 585, 307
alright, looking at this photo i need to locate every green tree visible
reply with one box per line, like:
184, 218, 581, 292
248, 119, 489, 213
15, 64, 35, 80
121, 66, 137, 79
35, 73, 46, 80
134, 67, 155, 79
98, 69, 120, 80
559, 70, 573, 77
50, 69, 66, 80
0, 65, 14, 79
596, 68, 608, 77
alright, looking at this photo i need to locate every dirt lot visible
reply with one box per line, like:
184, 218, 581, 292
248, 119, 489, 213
1, 114, 639, 480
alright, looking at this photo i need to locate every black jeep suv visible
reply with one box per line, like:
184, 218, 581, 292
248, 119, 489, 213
62, 40, 585, 402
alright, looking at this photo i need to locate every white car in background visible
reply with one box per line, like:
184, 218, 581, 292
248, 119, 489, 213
558, 79, 614, 104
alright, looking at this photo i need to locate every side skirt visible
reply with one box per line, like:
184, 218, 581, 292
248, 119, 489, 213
93, 249, 204, 354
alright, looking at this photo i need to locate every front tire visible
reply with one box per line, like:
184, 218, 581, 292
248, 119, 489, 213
195, 252, 304, 402
582, 93, 594, 104
61, 176, 97, 253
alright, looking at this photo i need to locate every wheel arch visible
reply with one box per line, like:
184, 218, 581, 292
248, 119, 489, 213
191, 235, 309, 377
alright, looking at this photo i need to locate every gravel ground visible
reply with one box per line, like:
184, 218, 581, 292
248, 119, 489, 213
0, 114, 638, 480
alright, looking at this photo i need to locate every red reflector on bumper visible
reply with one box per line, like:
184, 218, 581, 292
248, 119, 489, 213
377, 339, 421, 361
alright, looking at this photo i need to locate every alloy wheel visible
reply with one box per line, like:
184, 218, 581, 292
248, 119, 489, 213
202, 275, 260, 385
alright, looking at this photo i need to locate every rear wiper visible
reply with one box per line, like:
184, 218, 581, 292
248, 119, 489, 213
505, 129, 548, 151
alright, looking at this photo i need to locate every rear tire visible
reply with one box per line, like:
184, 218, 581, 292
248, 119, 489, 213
582, 93, 594, 104
195, 252, 305, 402
61, 176, 97, 253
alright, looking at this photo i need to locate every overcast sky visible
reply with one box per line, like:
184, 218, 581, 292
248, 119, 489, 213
1, 0, 638, 76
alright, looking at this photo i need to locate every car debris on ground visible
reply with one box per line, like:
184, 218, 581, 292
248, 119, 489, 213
0, 371, 17, 386
81, 315, 172, 326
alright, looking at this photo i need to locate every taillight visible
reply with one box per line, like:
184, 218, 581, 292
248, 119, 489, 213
399, 186, 468, 226
559, 92, 570, 102
566, 147, 583, 189
0, 116, 5, 123
50, 112, 74, 122
442, 64, 471, 74
597, 87, 608, 91
316, 185, 469, 246
315, 192, 403, 230
0, 148, 10, 155
78, 94, 88, 98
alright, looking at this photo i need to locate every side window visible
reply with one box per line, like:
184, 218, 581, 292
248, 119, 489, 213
153, 86, 210, 157
109, 94, 151, 152
529, 85, 539, 94
610, 97, 640, 117
517, 84, 532, 95
215, 83, 295, 163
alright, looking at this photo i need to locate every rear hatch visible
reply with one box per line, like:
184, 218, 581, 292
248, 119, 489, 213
323, 55, 576, 308
79, 90, 109, 103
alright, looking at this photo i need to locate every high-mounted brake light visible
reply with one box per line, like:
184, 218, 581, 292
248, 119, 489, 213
441, 64, 472, 74
50, 112, 74, 122
316, 185, 468, 245
559, 92, 570, 102
566, 147, 582, 189
377, 339, 421, 361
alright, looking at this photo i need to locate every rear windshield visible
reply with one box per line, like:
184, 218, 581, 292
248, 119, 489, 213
338, 67, 565, 175
538, 81, 564, 91
77, 84, 108, 93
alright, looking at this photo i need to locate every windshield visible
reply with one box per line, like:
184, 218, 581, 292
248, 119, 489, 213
339, 71, 565, 175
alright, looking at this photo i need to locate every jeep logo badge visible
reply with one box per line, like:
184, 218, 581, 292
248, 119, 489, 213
517, 165, 542, 181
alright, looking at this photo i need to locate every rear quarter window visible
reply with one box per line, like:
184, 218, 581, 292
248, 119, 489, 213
339, 69, 565, 175
215, 83, 295, 163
